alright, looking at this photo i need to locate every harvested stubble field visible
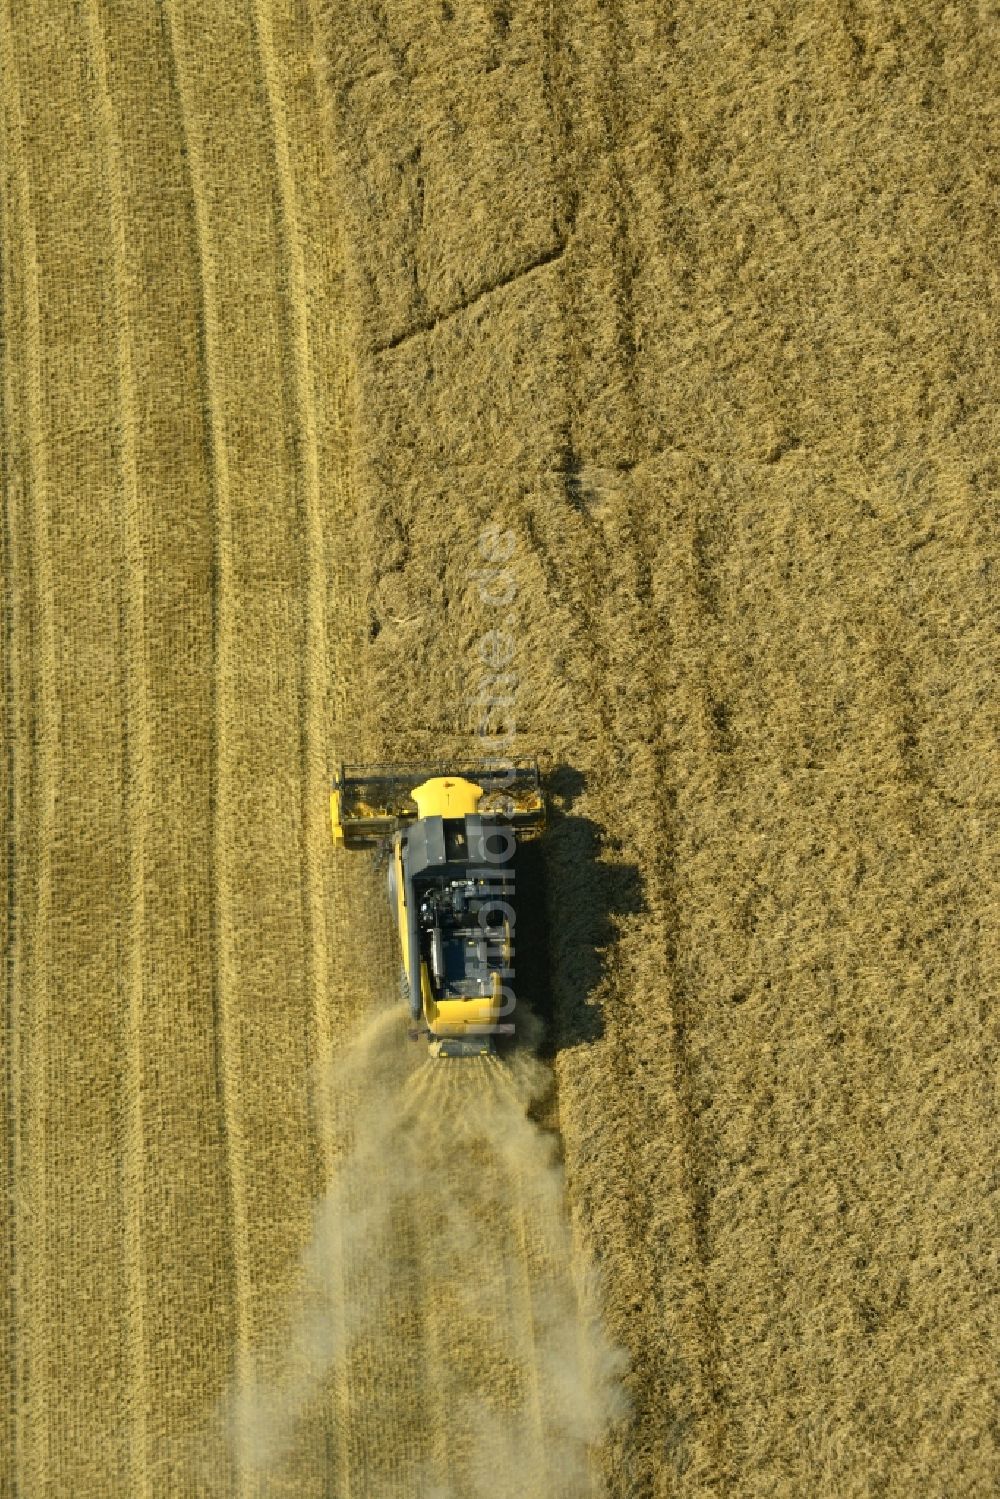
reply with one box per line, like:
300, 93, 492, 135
1, 1, 997, 1496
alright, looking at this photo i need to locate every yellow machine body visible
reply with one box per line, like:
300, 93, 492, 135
393, 779, 501, 1050
411, 775, 482, 821
330, 760, 544, 1057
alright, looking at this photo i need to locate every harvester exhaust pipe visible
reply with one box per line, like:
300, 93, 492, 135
429, 928, 445, 992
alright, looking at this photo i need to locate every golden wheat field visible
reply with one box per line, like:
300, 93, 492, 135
1, 2, 997, 1496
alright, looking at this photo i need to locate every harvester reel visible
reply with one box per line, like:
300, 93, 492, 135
331, 758, 545, 848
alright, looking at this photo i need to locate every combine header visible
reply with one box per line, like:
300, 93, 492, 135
331, 761, 545, 1057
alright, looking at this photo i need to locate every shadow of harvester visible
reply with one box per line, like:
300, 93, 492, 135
511, 765, 645, 1057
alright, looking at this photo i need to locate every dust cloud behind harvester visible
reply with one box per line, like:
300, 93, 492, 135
225, 1008, 629, 1498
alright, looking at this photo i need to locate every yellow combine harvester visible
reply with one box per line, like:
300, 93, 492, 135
331, 761, 545, 1057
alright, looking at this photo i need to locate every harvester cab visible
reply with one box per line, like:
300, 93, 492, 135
330, 761, 545, 1057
